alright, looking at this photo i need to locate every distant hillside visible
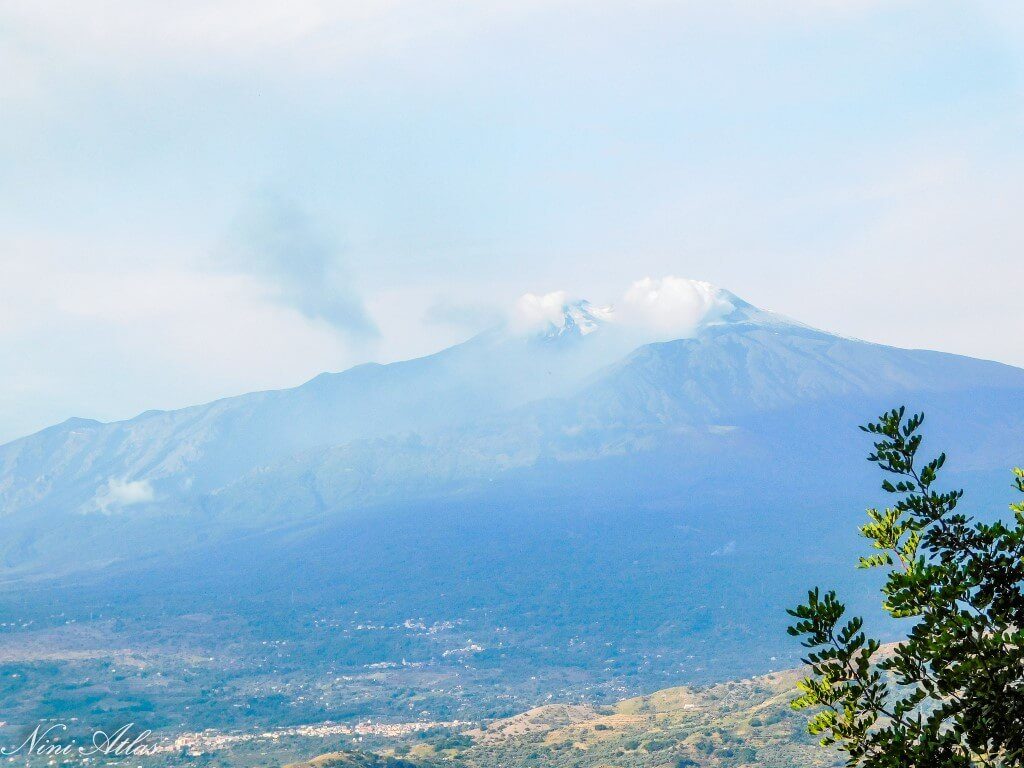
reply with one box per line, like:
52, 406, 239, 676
290, 662, 843, 768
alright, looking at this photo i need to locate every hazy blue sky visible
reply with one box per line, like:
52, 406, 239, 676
2, 1, 1023, 442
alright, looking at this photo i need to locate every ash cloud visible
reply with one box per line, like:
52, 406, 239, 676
228, 195, 378, 339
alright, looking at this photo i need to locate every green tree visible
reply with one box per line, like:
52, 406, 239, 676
787, 407, 1024, 767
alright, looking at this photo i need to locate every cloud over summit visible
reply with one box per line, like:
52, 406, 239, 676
509, 277, 735, 340
620, 277, 735, 336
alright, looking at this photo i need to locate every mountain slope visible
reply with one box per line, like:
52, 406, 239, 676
204, 318, 1024, 526
2, 287, 1023, 579
2, 284, 1024, 732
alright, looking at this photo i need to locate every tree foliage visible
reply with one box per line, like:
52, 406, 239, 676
787, 407, 1024, 767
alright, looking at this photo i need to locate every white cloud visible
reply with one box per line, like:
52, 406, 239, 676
511, 290, 576, 334
619, 277, 734, 338
93, 477, 154, 514
0, 0, 552, 82
0, 1, 891, 68
0, 0, 939, 117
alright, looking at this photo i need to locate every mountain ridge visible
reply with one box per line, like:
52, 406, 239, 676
2, 286, 1023, 585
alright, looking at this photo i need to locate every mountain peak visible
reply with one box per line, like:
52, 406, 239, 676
613, 277, 808, 341
542, 299, 615, 340
511, 291, 614, 340
511, 279, 803, 345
